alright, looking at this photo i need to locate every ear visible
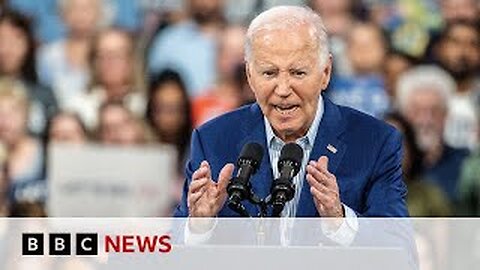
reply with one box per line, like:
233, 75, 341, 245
245, 62, 256, 94
320, 54, 333, 91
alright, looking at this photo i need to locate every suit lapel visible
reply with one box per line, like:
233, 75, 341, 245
297, 97, 348, 216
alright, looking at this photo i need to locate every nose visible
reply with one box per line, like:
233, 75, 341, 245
273, 73, 292, 98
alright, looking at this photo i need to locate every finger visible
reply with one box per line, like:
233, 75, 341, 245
217, 163, 235, 192
188, 177, 209, 194
316, 157, 335, 179
307, 162, 331, 187
192, 165, 209, 181
188, 188, 206, 207
311, 160, 336, 189
307, 173, 339, 202
310, 186, 333, 207
306, 173, 329, 194
317, 156, 329, 171
200, 160, 212, 179
307, 162, 328, 181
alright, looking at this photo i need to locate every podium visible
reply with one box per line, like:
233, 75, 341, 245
105, 245, 413, 270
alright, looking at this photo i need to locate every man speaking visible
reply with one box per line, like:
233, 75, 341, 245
174, 6, 408, 228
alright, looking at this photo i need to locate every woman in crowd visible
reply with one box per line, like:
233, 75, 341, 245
47, 111, 88, 144
146, 70, 192, 174
98, 101, 151, 145
37, 0, 104, 106
65, 27, 145, 130
0, 79, 44, 206
146, 70, 192, 210
0, 11, 58, 136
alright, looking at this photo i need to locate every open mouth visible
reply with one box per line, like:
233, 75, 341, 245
273, 104, 299, 115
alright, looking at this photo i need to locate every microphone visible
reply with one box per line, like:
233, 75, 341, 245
270, 143, 303, 217
227, 142, 264, 217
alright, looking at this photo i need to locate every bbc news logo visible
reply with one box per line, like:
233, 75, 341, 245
22, 233, 172, 256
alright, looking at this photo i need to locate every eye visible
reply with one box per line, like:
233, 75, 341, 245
291, 70, 307, 78
262, 70, 277, 78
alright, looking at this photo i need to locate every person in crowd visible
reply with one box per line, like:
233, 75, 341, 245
0, 79, 44, 205
458, 148, 480, 216
7, 0, 64, 43
433, 20, 480, 150
0, 11, 58, 136
98, 101, 150, 145
385, 112, 451, 216
47, 111, 88, 144
37, 0, 104, 107
457, 108, 480, 216
396, 65, 470, 204
65, 28, 145, 130
146, 70, 193, 209
327, 22, 390, 118
192, 25, 246, 126
146, 70, 192, 173
439, 0, 479, 24
147, 0, 226, 96
8, 0, 141, 43
308, 0, 357, 77
383, 50, 415, 103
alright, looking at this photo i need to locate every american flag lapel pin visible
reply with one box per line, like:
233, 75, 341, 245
327, 144, 337, 154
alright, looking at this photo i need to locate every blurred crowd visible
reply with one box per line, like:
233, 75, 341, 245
0, 0, 478, 217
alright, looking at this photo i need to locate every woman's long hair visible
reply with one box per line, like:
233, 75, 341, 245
0, 10, 38, 83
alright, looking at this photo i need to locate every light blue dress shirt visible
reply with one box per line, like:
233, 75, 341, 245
186, 96, 359, 246
263, 95, 358, 245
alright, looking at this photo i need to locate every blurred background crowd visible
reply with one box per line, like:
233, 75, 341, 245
0, 0, 478, 217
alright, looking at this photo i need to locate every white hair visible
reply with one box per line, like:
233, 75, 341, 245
244, 6, 330, 67
396, 65, 456, 112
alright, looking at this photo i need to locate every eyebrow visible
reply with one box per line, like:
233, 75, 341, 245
255, 61, 311, 69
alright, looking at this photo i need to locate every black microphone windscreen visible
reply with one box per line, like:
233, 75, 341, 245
279, 143, 303, 165
239, 142, 264, 166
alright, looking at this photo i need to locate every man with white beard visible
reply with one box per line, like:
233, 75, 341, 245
396, 65, 470, 205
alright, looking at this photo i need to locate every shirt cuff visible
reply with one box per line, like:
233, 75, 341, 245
184, 218, 218, 245
321, 204, 359, 246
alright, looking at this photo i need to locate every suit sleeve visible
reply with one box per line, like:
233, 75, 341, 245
173, 129, 206, 217
362, 129, 409, 217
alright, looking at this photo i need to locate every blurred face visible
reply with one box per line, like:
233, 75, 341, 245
384, 54, 412, 97
49, 114, 86, 144
99, 105, 141, 145
0, 21, 28, 76
403, 89, 446, 152
246, 26, 332, 142
348, 24, 386, 74
94, 31, 133, 89
0, 97, 27, 146
438, 24, 480, 81
441, 0, 478, 22
189, 0, 223, 23
217, 26, 246, 79
63, 0, 101, 37
310, 0, 351, 14
152, 83, 187, 137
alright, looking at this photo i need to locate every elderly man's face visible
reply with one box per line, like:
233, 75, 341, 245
403, 89, 447, 151
247, 26, 331, 142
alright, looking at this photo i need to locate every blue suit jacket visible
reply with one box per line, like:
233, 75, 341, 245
174, 97, 408, 217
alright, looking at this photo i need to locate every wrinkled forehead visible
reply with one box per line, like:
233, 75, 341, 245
250, 26, 319, 58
